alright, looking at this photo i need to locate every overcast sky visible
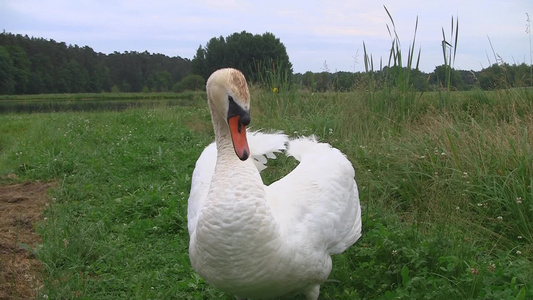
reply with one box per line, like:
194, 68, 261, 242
1, 0, 531, 73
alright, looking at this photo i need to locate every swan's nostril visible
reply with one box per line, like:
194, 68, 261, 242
240, 112, 250, 126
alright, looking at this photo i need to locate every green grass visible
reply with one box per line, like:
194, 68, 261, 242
0, 87, 531, 299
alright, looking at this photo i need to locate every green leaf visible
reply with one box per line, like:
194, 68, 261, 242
401, 265, 411, 287
515, 287, 526, 300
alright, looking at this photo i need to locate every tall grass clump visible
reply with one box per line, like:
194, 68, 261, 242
526, 13, 533, 79
252, 58, 296, 118
362, 6, 424, 125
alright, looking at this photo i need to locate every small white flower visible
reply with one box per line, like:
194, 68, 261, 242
462, 172, 468, 178
518, 236, 523, 239
489, 264, 496, 272
391, 250, 398, 256
477, 203, 483, 207
441, 152, 447, 156
516, 197, 523, 204
152, 226, 158, 231
516, 250, 522, 255
496, 216, 503, 221
456, 206, 460, 210
419, 155, 426, 159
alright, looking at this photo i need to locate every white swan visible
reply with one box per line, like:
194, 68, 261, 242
187, 68, 362, 300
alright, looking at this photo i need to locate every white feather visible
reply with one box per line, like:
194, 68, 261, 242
187, 131, 288, 235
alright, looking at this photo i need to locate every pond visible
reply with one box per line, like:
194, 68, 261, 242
0, 93, 203, 114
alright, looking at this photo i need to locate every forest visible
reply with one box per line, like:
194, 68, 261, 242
0, 31, 532, 95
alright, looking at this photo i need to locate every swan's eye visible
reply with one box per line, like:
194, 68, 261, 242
228, 95, 234, 102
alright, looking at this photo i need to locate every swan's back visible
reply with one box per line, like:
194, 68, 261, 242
267, 136, 361, 254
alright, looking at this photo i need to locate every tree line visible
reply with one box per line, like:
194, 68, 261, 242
294, 63, 533, 92
1, 31, 531, 95
0, 32, 192, 94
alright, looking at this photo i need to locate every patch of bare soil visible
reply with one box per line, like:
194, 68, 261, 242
0, 178, 55, 300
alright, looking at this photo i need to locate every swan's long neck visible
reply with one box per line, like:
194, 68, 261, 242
192, 103, 282, 283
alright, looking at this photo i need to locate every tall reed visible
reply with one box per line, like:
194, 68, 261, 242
362, 6, 423, 125
439, 16, 460, 107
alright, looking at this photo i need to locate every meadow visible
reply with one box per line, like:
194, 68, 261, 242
0, 85, 531, 299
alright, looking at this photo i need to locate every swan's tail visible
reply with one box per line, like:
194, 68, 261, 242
287, 135, 340, 161
284, 135, 362, 254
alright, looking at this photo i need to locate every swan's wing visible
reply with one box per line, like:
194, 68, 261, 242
266, 136, 362, 254
248, 131, 288, 171
187, 142, 216, 236
187, 131, 288, 236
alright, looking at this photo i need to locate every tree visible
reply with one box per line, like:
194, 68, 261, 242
147, 70, 173, 92
28, 53, 54, 94
477, 64, 504, 90
191, 31, 293, 83
0, 46, 15, 94
6, 45, 31, 93
432, 64, 464, 90
173, 74, 205, 92
91, 62, 112, 92
333, 72, 355, 91
191, 45, 207, 78
301, 71, 315, 91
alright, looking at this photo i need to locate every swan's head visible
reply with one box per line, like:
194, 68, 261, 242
206, 68, 251, 161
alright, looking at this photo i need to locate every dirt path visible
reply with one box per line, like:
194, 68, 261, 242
0, 179, 55, 299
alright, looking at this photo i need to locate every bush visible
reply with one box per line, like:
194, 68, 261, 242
173, 74, 205, 92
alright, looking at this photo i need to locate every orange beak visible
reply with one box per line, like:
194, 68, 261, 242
228, 115, 250, 161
